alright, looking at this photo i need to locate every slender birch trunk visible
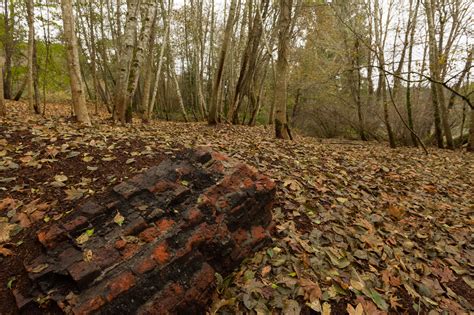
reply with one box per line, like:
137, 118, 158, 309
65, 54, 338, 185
208, 0, 237, 125
60, 0, 91, 125
0, 56, 5, 116
26, 0, 39, 113
274, 0, 292, 139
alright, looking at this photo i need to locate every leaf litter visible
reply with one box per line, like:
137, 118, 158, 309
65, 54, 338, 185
0, 101, 473, 314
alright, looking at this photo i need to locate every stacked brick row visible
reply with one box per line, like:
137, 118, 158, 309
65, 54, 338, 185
14, 148, 275, 314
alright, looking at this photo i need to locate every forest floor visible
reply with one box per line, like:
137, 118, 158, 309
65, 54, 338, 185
0, 101, 473, 315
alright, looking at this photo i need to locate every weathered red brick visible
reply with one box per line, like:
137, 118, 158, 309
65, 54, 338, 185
94, 246, 120, 269
251, 225, 266, 242
67, 261, 100, 288
106, 272, 136, 302
137, 282, 184, 315
256, 176, 276, 192
156, 218, 175, 234
183, 208, 202, 227
149, 180, 173, 193
72, 296, 106, 315
63, 216, 88, 232
132, 256, 156, 274
170, 185, 190, 203
241, 177, 255, 189
209, 161, 225, 174
152, 242, 170, 264
138, 227, 160, 242
121, 243, 142, 260
192, 147, 213, 163
58, 247, 82, 268
18, 148, 275, 314
184, 263, 215, 303
79, 200, 105, 217
232, 228, 249, 244
113, 182, 140, 199
114, 239, 127, 250
37, 224, 66, 249
122, 216, 147, 236
211, 151, 228, 161
175, 165, 193, 177
215, 197, 229, 210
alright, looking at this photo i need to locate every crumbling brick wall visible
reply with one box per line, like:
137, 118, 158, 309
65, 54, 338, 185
15, 147, 275, 314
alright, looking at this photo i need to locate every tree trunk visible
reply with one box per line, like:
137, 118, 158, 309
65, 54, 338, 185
406, 0, 419, 147
33, 39, 41, 110
13, 76, 27, 101
3, 0, 13, 99
373, 0, 395, 148
113, 0, 139, 123
0, 56, 5, 116
274, 0, 292, 139
171, 69, 189, 122
26, 0, 39, 113
60, 0, 91, 125
208, 0, 237, 125
140, 8, 159, 122
469, 108, 474, 152
88, 1, 100, 114
424, 0, 444, 148
125, 0, 157, 123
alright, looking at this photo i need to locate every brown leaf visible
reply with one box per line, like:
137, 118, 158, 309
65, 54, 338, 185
0, 246, 14, 257
298, 278, 322, 303
433, 266, 456, 283
387, 204, 405, 220
0, 197, 16, 212
261, 265, 271, 277
346, 303, 363, 315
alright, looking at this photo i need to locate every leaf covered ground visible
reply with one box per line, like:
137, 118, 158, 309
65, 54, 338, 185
0, 102, 473, 314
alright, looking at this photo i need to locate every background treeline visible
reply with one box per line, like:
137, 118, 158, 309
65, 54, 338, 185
0, 0, 473, 150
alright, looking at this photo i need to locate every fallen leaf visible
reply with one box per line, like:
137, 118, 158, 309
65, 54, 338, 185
83, 249, 93, 262
114, 212, 125, 226
82, 156, 94, 162
0, 222, 17, 243
29, 263, 49, 273
54, 174, 68, 182
347, 303, 363, 315
299, 278, 322, 303
0, 246, 14, 256
283, 179, 302, 191
322, 302, 331, 315
261, 265, 271, 277
7, 277, 16, 289
65, 188, 85, 201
